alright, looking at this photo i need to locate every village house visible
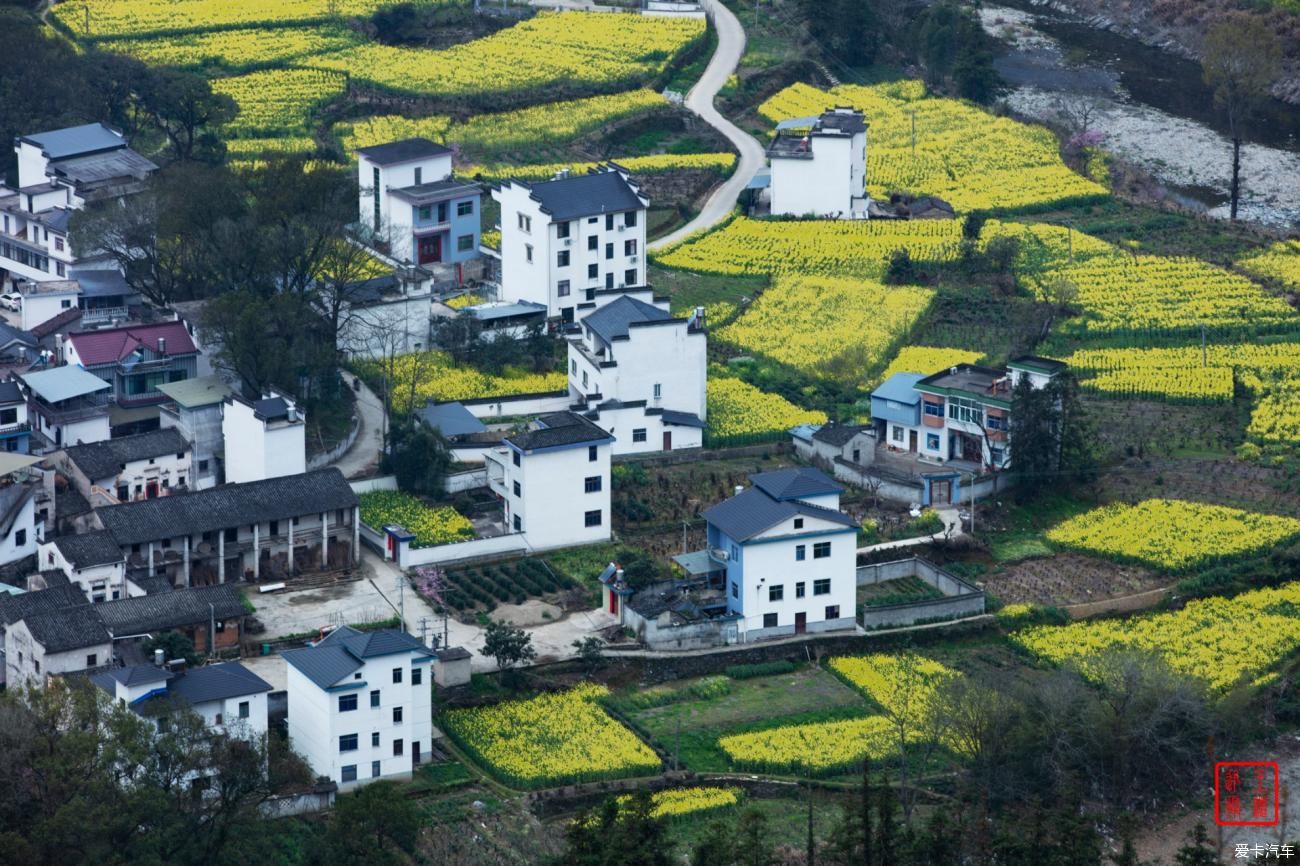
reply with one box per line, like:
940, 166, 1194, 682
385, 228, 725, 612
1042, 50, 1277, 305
284, 626, 435, 789
790, 421, 875, 468
0, 123, 157, 291
0, 478, 39, 572
50, 427, 192, 506
40, 531, 129, 602
491, 165, 649, 322
356, 138, 482, 279
567, 292, 707, 453
483, 411, 613, 550
0, 380, 32, 454
0, 321, 39, 368
336, 265, 436, 360
157, 377, 234, 490
220, 391, 306, 485
92, 660, 272, 742
16, 364, 112, 449
93, 467, 359, 588
20, 279, 80, 331
766, 107, 868, 218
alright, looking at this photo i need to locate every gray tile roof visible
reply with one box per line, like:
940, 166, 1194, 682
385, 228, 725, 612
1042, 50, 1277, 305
0, 322, 36, 350
94, 583, 246, 636
0, 381, 22, 405
355, 138, 450, 165
319, 625, 433, 659
582, 295, 673, 344
660, 409, 705, 428
0, 483, 33, 538
102, 664, 173, 687
436, 646, 471, 661
506, 411, 613, 452
167, 662, 271, 704
53, 530, 124, 569
703, 486, 857, 543
96, 468, 356, 545
285, 626, 433, 689
64, 428, 189, 481
283, 644, 361, 689
0, 585, 84, 626
811, 422, 868, 447
523, 169, 645, 221
418, 402, 486, 438
67, 268, 130, 298
750, 467, 843, 501
389, 179, 480, 205
50, 149, 157, 186
20, 123, 125, 160
24, 604, 111, 653
252, 397, 290, 421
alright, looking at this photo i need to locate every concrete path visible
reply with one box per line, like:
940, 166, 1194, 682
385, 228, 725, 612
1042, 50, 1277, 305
648, 0, 766, 251
329, 374, 385, 480
857, 506, 963, 554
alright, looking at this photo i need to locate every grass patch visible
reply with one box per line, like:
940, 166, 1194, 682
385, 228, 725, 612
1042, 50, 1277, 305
649, 264, 769, 319
665, 794, 841, 858
983, 495, 1094, 563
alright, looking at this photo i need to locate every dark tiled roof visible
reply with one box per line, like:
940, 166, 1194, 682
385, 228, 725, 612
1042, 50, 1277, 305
660, 410, 705, 428
436, 646, 471, 661
50, 149, 156, 185
389, 179, 480, 204
1009, 355, 1068, 372
100, 664, 173, 687
523, 169, 644, 221
283, 644, 361, 689
814, 109, 867, 135
64, 428, 189, 481
811, 423, 868, 446
0, 381, 23, 404
750, 467, 843, 501
94, 583, 245, 636
506, 411, 613, 452
96, 469, 356, 545
24, 604, 111, 652
286, 626, 433, 689
582, 295, 673, 344
168, 662, 271, 703
0, 322, 36, 349
0, 484, 33, 537
319, 625, 433, 659
0, 585, 84, 626
30, 307, 83, 339
703, 487, 857, 543
253, 397, 290, 421
355, 138, 450, 165
418, 402, 486, 438
53, 530, 124, 569
20, 123, 125, 160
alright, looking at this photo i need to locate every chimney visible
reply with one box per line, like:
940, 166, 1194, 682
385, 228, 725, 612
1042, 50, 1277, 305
949, 366, 958, 376
157, 337, 166, 355
154, 648, 165, 667
734, 485, 744, 496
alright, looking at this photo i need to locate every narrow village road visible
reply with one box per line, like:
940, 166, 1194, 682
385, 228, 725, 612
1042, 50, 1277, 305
329, 374, 384, 480
648, 0, 765, 251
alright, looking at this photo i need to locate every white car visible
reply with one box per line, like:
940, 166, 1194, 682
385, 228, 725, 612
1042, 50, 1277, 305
0, 294, 21, 312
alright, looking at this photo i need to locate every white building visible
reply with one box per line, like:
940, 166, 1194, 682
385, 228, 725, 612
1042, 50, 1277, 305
483, 411, 613, 550
157, 377, 234, 490
491, 165, 648, 322
568, 292, 707, 454
2, 592, 113, 688
221, 391, 305, 485
767, 108, 868, 219
702, 467, 858, 641
17, 364, 112, 450
0, 481, 37, 569
20, 279, 80, 331
92, 661, 272, 741
283, 626, 435, 790
1, 123, 157, 290
53, 427, 192, 506
40, 531, 129, 602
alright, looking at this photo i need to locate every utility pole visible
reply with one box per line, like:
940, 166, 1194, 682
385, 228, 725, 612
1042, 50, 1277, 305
681, 519, 688, 554
397, 572, 406, 631
806, 771, 816, 866
965, 472, 976, 535
419, 616, 430, 647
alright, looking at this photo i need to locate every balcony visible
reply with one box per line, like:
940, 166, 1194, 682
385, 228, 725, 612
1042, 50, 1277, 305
35, 396, 110, 424
81, 305, 128, 326
0, 422, 31, 439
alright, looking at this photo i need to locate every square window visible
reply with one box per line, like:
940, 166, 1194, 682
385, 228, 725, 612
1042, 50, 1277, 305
517, 213, 531, 232
924, 402, 944, 418
557, 250, 570, 267
624, 211, 638, 227
14, 529, 24, 547
795, 582, 806, 599
587, 235, 598, 250
632, 428, 647, 443
341, 765, 357, 783
588, 216, 598, 224
457, 200, 474, 217
793, 518, 803, 529
813, 542, 831, 559
412, 667, 422, 686
392, 667, 403, 684
372, 760, 382, 778
814, 578, 831, 596
624, 239, 637, 256
825, 605, 840, 620
795, 545, 805, 561
584, 509, 602, 527
86, 653, 97, 666
624, 269, 637, 286
339, 694, 357, 712
418, 205, 432, 221
557, 221, 570, 239
768, 584, 783, 602
588, 445, 598, 462
584, 476, 602, 493
891, 426, 904, 442
926, 433, 940, 451
457, 234, 474, 252
587, 263, 598, 279
558, 280, 571, 297
763, 613, 778, 629
372, 732, 380, 747
393, 706, 403, 724
0, 408, 15, 425
513, 481, 521, 497
199, 459, 210, 473
393, 739, 404, 757
371, 689, 381, 707
239, 701, 249, 719
339, 734, 358, 752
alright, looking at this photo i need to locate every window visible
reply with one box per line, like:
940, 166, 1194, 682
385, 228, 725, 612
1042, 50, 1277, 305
814, 578, 831, 596
588, 216, 598, 224
584, 510, 602, 527
0, 408, 15, 426
632, 428, 647, 443
731, 582, 738, 598
795, 582, 806, 598
239, 701, 249, 719
512, 450, 521, 467
457, 234, 474, 252
14, 529, 24, 547
923, 402, 944, 418
987, 414, 1006, 431
418, 205, 432, 221
341, 765, 357, 783
412, 667, 422, 686
624, 210, 638, 227
624, 269, 637, 286
571, 359, 577, 375
513, 514, 521, 531
926, 433, 940, 451
457, 200, 474, 217
55, 263, 65, 277
652, 383, 661, 399
588, 445, 598, 462
370, 690, 380, 707
557, 221, 570, 239
61, 299, 72, 309
339, 694, 358, 712
269, 520, 279, 536
991, 446, 1005, 464
525, 244, 533, 263
86, 653, 97, 666
392, 667, 403, 684
606, 214, 615, 231
813, 542, 831, 559
587, 235, 598, 250
513, 481, 521, 497
605, 272, 614, 289
558, 280, 571, 297
224, 527, 236, 543
947, 396, 983, 425
604, 243, 613, 260
891, 426, 904, 443
582, 370, 589, 388
199, 459, 210, 473
414, 167, 422, 185
624, 239, 637, 256
768, 584, 784, 602
55, 236, 64, 251
730, 545, 739, 560
584, 476, 602, 493
763, 613, 778, 629
794, 518, 804, 529
438, 203, 447, 223
557, 250, 570, 267
795, 544, 805, 561
372, 732, 380, 747
587, 263, 598, 279
393, 707, 403, 724
393, 739, 404, 756
825, 605, 840, 620
372, 167, 381, 230
339, 734, 358, 752
517, 212, 531, 232
371, 760, 382, 778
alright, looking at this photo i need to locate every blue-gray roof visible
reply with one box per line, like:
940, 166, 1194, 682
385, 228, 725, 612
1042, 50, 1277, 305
283, 644, 361, 690
167, 662, 271, 704
506, 411, 613, 452
789, 423, 820, 443
872, 372, 924, 405
524, 169, 645, 221
468, 301, 547, 322
101, 664, 172, 687
20, 123, 125, 160
660, 409, 705, 428
355, 138, 450, 166
68, 268, 131, 298
582, 295, 673, 344
745, 168, 772, 190
750, 467, 843, 501
418, 402, 486, 438
17, 365, 111, 403
703, 487, 857, 543
285, 626, 433, 690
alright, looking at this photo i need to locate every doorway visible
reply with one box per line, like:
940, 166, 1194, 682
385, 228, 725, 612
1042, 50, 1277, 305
662, 430, 672, 451
931, 479, 951, 504
609, 592, 619, 615
908, 430, 917, 453
417, 235, 441, 264
794, 612, 807, 634
412, 742, 420, 767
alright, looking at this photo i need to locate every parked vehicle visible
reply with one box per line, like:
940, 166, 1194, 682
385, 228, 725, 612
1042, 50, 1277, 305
0, 293, 21, 311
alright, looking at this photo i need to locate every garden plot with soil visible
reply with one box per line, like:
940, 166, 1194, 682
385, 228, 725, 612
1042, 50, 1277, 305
980, 552, 1166, 607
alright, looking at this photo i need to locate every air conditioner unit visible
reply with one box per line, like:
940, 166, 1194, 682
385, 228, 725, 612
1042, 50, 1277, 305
564, 238, 573, 247
629, 255, 639, 263
617, 224, 625, 232
710, 548, 729, 561
617, 282, 626, 289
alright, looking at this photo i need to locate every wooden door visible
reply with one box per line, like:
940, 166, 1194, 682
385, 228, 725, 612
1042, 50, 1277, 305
417, 234, 441, 264
908, 430, 918, 453
663, 430, 672, 451
795, 612, 807, 634
932, 480, 950, 504
609, 592, 619, 615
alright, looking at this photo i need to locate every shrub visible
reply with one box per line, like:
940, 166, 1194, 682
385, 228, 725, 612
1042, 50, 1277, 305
725, 660, 799, 679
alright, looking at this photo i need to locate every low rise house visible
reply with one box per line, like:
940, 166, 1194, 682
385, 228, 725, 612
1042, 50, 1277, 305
92, 661, 272, 741
0, 584, 112, 688
221, 391, 306, 485
62, 321, 201, 433
52, 427, 192, 505
483, 411, 613, 550
492, 165, 648, 322
0, 480, 38, 570
0, 321, 38, 367
94, 582, 249, 655
567, 293, 706, 453
20, 279, 80, 331
0, 380, 31, 454
284, 626, 435, 789
1, 123, 157, 290
700, 467, 858, 641
337, 266, 435, 359
40, 530, 129, 602
767, 108, 868, 218
16, 364, 112, 449
791, 422, 875, 468
157, 377, 233, 490
94, 467, 359, 588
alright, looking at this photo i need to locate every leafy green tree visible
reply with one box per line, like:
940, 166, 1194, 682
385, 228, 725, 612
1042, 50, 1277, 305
139, 67, 237, 162
1008, 372, 1096, 501
1172, 823, 1218, 866
883, 248, 917, 284
735, 807, 775, 866
480, 619, 536, 683
560, 790, 672, 866
690, 819, 736, 866
801, 0, 879, 67
325, 781, 421, 866
383, 420, 451, 496
144, 631, 201, 666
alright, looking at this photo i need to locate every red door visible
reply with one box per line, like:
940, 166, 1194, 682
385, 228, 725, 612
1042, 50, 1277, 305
663, 431, 672, 451
417, 235, 441, 264
609, 592, 619, 615
146, 481, 159, 499
795, 612, 807, 634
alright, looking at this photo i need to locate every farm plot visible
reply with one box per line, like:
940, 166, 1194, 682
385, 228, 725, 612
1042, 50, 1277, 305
1238, 240, 1300, 289
357, 491, 474, 548
98, 26, 358, 71
53, 0, 423, 38
351, 351, 565, 410
877, 346, 984, 383
466, 153, 736, 182
212, 67, 347, 136
423, 559, 580, 612
705, 369, 826, 442
979, 552, 1166, 607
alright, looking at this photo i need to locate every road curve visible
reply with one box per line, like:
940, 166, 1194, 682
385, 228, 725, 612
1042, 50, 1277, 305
648, 0, 765, 251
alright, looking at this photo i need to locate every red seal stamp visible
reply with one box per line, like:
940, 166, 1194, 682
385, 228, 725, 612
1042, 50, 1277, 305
1215, 762, 1279, 827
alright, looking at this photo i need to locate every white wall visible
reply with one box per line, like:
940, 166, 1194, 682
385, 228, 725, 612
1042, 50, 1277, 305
0, 494, 36, 568
724, 521, 857, 637
499, 439, 611, 549
570, 320, 706, 421
221, 397, 306, 484
4, 620, 111, 688
771, 135, 854, 217
21, 288, 78, 330
573, 403, 701, 456
193, 690, 270, 741
358, 152, 453, 257
339, 293, 432, 359
39, 539, 128, 602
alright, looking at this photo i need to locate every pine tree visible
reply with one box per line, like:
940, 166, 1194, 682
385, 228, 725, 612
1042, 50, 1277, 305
1173, 824, 1219, 866
874, 773, 897, 864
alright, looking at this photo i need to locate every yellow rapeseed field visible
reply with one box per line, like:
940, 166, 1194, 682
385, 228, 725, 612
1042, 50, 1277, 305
55, 0, 429, 38
706, 372, 826, 439
469, 153, 736, 181
98, 26, 357, 70
1238, 240, 1300, 289
352, 352, 566, 407
878, 346, 984, 382
718, 716, 897, 775
213, 67, 346, 134
614, 787, 742, 819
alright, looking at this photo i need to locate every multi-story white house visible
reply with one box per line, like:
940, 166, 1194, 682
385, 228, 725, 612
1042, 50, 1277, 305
52, 427, 192, 506
92, 661, 272, 741
40, 531, 129, 602
221, 391, 306, 485
703, 467, 858, 641
491, 165, 648, 322
355, 138, 482, 273
0, 123, 157, 291
483, 411, 613, 550
284, 626, 435, 789
16, 364, 113, 449
567, 292, 707, 454
767, 108, 868, 218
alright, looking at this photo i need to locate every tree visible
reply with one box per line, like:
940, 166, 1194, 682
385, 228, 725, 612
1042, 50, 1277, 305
690, 819, 736, 866
735, 807, 774, 866
1008, 372, 1096, 501
1172, 823, 1219, 866
480, 619, 536, 681
139, 68, 237, 162
801, 0, 879, 67
144, 631, 201, 666
883, 248, 917, 284
1201, 17, 1282, 220
572, 636, 605, 673
559, 790, 672, 866
325, 781, 421, 866
383, 420, 451, 496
